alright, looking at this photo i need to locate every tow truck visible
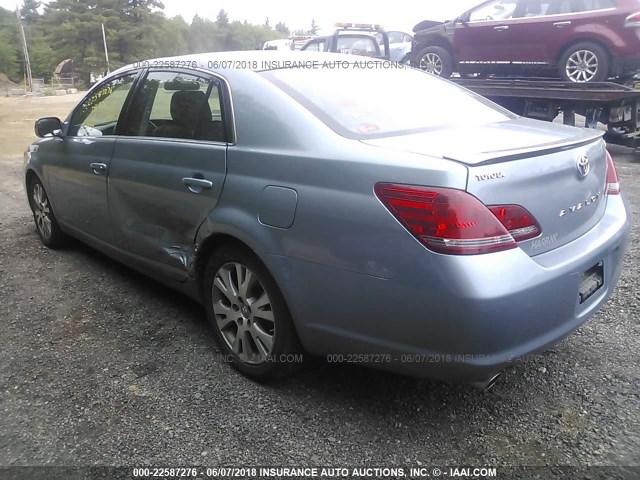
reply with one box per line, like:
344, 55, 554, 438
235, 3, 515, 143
452, 75, 640, 148
301, 23, 391, 60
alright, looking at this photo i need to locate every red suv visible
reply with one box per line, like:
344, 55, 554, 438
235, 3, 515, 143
411, 0, 640, 82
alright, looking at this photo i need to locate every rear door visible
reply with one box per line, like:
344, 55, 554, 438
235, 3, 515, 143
108, 69, 230, 279
505, 0, 586, 66
46, 72, 139, 241
454, 0, 519, 65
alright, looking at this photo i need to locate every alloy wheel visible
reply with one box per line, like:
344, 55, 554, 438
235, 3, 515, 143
565, 50, 599, 83
211, 262, 275, 365
420, 53, 443, 75
32, 183, 52, 240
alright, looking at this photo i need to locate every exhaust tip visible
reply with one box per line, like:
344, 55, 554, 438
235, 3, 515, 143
470, 373, 502, 392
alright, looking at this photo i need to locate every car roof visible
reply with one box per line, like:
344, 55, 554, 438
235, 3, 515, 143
112, 50, 370, 76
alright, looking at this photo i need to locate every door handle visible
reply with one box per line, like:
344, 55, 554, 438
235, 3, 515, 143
182, 177, 213, 193
493, 25, 509, 31
90, 162, 107, 174
553, 21, 571, 28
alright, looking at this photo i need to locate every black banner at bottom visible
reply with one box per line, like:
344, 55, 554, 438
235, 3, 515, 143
0, 466, 638, 480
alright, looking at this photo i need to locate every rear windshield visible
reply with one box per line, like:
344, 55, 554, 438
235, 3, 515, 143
262, 66, 514, 139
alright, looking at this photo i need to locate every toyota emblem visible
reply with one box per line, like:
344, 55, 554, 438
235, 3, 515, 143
577, 154, 590, 178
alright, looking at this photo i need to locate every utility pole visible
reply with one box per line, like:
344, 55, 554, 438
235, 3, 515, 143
15, 6, 33, 93
101, 23, 111, 74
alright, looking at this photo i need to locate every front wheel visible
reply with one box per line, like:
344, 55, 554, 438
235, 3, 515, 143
559, 42, 610, 83
203, 245, 303, 381
28, 178, 67, 248
415, 46, 454, 78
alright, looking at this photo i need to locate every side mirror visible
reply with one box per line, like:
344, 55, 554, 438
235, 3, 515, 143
35, 117, 63, 138
455, 15, 468, 25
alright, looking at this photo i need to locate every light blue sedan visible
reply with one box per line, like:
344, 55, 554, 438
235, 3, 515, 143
24, 52, 630, 389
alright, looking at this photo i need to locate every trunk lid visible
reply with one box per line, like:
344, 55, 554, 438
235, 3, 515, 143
363, 119, 608, 256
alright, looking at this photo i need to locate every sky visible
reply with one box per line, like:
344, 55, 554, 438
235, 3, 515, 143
0, 0, 481, 33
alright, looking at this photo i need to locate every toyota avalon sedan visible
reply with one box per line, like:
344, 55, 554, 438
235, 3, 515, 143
24, 52, 630, 389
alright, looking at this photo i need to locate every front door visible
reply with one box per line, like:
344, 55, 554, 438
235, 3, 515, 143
108, 69, 229, 279
46, 72, 139, 241
454, 0, 519, 68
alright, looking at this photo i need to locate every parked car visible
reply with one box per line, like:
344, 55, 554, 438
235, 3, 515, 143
263, 39, 292, 51
375, 30, 414, 63
411, 0, 640, 83
25, 51, 629, 388
301, 24, 390, 59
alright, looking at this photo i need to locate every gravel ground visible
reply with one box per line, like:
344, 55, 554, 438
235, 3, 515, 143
0, 96, 639, 475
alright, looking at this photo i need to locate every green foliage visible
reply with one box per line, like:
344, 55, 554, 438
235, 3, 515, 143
310, 18, 319, 35
20, 0, 41, 24
0, 7, 20, 81
275, 22, 290, 35
216, 9, 229, 26
0, 1, 289, 83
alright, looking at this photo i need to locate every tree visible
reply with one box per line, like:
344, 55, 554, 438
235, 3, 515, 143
20, 0, 41, 24
1, 1, 295, 85
42, 0, 166, 84
187, 15, 223, 53
0, 7, 20, 81
275, 21, 289, 35
310, 18, 319, 35
154, 15, 189, 57
216, 9, 229, 26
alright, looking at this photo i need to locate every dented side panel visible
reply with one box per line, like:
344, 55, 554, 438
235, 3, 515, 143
108, 138, 227, 278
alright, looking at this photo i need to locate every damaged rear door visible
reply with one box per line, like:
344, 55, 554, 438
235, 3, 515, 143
108, 69, 229, 280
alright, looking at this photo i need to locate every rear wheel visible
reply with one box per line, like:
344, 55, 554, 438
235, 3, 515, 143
203, 245, 303, 381
28, 178, 67, 248
416, 46, 454, 78
559, 42, 610, 83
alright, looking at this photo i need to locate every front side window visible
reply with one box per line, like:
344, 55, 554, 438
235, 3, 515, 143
68, 74, 137, 137
125, 70, 226, 142
468, 0, 519, 21
303, 40, 325, 52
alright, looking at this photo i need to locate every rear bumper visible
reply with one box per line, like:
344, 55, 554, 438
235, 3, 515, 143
264, 195, 630, 384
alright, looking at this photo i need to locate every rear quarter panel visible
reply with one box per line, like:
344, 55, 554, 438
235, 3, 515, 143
194, 69, 468, 332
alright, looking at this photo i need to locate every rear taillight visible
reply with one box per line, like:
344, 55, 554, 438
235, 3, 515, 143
374, 183, 520, 255
487, 205, 541, 241
605, 150, 620, 195
625, 12, 640, 28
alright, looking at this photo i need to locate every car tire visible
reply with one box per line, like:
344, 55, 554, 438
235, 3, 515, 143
28, 177, 67, 249
203, 244, 303, 381
559, 42, 610, 83
416, 46, 454, 78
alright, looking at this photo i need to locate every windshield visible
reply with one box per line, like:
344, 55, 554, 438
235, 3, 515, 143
262, 66, 514, 139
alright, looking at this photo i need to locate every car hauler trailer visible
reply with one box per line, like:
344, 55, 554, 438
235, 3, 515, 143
452, 77, 640, 148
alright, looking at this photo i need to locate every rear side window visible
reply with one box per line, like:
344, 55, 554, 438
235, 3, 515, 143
519, 0, 573, 16
263, 66, 514, 139
123, 70, 226, 142
573, 0, 615, 11
336, 37, 379, 56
